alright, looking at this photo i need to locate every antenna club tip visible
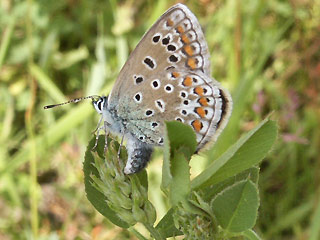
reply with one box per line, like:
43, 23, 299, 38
44, 105, 55, 109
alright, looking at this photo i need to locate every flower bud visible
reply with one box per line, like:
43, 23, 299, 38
90, 136, 156, 226
173, 201, 215, 239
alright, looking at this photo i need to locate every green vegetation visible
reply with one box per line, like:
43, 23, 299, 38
0, 0, 319, 239
85, 120, 276, 239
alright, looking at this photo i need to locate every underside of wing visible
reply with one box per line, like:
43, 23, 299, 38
108, 3, 212, 107
115, 69, 232, 151
106, 4, 232, 151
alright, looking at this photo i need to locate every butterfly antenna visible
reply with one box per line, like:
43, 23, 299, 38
44, 95, 100, 109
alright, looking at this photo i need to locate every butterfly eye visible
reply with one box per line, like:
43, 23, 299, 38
93, 100, 102, 113
93, 97, 107, 114
98, 101, 103, 110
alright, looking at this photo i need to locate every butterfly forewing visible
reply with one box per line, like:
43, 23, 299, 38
109, 4, 211, 102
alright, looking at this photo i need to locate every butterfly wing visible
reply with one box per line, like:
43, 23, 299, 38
107, 4, 232, 151
108, 3, 211, 105
115, 69, 232, 151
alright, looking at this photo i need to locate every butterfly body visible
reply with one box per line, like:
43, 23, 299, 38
93, 4, 232, 174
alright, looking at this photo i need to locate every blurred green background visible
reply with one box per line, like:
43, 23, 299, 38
0, 0, 319, 239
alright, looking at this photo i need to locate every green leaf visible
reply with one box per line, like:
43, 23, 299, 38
83, 136, 129, 228
156, 208, 183, 238
156, 119, 275, 238
136, 168, 148, 190
168, 150, 191, 205
164, 121, 197, 155
161, 121, 197, 205
242, 229, 262, 240
201, 167, 260, 202
211, 180, 259, 233
309, 197, 320, 240
191, 119, 277, 189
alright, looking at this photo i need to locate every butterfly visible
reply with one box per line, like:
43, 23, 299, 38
45, 4, 232, 174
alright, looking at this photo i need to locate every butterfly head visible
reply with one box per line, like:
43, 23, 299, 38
92, 96, 108, 114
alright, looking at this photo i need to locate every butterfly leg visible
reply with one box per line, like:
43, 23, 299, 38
124, 135, 153, 174
92, 115, 103, 134
91, 115, 104, 151
92, 126, 104, 150
103, 121, 109, 152
117, 132, 125, 158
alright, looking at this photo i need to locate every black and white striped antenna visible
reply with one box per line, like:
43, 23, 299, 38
44, 95, 100, 109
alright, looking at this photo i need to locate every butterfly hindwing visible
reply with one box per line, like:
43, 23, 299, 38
117, 69, 232, 151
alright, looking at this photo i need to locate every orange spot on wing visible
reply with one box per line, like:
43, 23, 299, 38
181, 34, 190, 44
166, 19, 174, 27
192, 120, 203, 132
196, 107, 206, 118
184, 45, 193, 56
183, 76, 192, 86
172, 72, 180, 78
176, 25, 184, 33
194, 87, 204, 96
187, 58, 197, 69
199, 97, 208, 106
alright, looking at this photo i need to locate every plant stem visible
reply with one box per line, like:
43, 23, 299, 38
128, 227, 148, 240
143, 223, 164, 240
0, 16, 15, 69
26, 0, 38, 238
